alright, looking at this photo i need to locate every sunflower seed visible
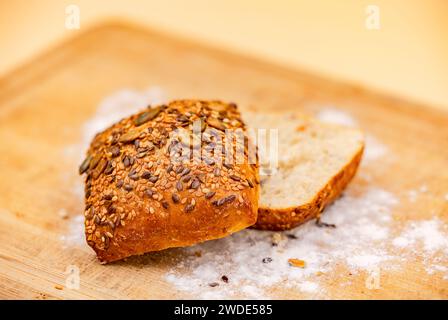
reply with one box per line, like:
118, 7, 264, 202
110, 146, 121, 158
141, 171, 152, 179
184, 203, 195, 213
212, 194, 236, 206
182, 175, 191, 183
223, 162, 233, 169
190, 179, 200, 189
197, 173, 206, 183
180, 167, 191, 176
205, 191, 216, 199
104, 161, 114, 175
176, 166, 184, 174
177, 115, 189, 123
172, 193, 180, 203
230, 175, 241, 181
103, 194, 113, 201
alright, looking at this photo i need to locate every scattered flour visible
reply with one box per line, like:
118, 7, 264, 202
346, 254, 388, 270
60, 215, 90, 251
298, 281, 319, 293
316, 108, 357, 127
393, 219, 448, 279
363, 135, 388, 162
165, 188, 398, 298
315, 107, 387, 162
407, 184, 430, 203
393, 219, 448, 253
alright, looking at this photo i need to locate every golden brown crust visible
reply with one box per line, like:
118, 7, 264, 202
253, 146, 364, 231
79, 100, 259, 263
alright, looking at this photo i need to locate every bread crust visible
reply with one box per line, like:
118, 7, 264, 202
253, 146, 364, 231
80, 100, 259, 263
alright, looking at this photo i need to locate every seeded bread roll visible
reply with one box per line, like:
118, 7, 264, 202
243, 111, 364, 231
79, 100, 259, 263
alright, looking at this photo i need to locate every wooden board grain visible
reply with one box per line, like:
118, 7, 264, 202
0, 21, 447, 299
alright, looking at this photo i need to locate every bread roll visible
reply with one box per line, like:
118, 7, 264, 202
79, 100, 259, 263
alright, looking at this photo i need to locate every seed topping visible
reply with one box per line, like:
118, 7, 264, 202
80, 100, 258, 252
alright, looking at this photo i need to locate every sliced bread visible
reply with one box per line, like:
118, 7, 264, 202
243, 111, 364, 231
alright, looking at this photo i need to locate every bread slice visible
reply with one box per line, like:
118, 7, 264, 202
243, 112, 364, 231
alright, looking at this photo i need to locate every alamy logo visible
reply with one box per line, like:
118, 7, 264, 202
65, 5, 80, 30
365, 266, 381, 289
168, 119, 278, 176
65, 265, 80, 290
365, 5, 381, 30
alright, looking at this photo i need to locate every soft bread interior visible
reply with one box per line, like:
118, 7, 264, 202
243, 112, 364, 209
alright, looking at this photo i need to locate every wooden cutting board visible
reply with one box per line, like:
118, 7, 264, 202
0, 21, 447, 300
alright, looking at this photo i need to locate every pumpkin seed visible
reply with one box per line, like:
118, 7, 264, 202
207, 117, 227, 131
207, 102, 228, 112
134, 107, 162, 126
89, 153, 102, 170
79, 155, 92, 174
93, 158, 107, 179
119, 129, 141, 143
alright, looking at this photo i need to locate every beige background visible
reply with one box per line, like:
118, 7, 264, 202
1, 0, 447, 110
